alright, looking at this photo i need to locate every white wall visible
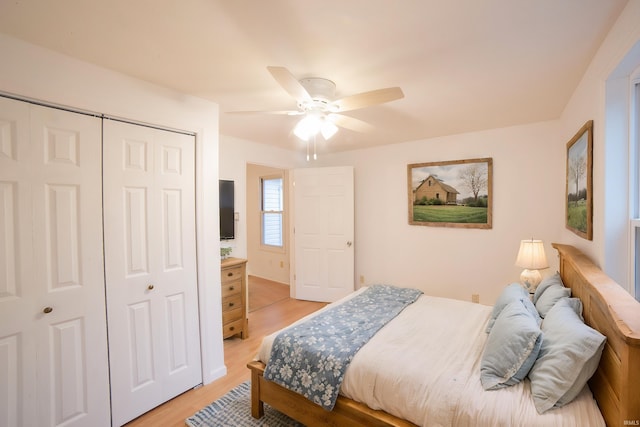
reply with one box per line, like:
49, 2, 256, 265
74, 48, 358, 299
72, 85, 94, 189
0, 34, 225, 384
311, 120, 562, 304
557, 0, 640, 290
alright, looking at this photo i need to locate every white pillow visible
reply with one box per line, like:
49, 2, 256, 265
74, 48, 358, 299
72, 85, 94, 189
528, 298, 606, 413
480, 299, 543, 390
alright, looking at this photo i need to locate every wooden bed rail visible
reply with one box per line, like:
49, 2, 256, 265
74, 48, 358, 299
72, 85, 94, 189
552, 243, 640, 427
247, 360, 417, 427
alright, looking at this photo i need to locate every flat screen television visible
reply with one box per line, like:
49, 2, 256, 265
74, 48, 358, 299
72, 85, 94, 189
219, 180, 235, 240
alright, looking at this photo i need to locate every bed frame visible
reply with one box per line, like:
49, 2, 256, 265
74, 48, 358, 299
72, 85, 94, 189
247, 243, 640, 426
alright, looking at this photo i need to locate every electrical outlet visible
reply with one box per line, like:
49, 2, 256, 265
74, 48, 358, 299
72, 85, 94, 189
360, 275, 365, 284
280, 260, 284, 268
472, 294, 480, 303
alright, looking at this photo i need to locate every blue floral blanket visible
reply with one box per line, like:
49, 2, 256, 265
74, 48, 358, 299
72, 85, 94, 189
263, 285, 423, 410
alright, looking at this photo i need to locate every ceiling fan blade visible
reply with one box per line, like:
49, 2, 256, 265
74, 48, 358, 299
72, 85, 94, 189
226, 110, 303, 115
333, 87, 404, 112
267, 66, 312, 102
328, 113, 374, 133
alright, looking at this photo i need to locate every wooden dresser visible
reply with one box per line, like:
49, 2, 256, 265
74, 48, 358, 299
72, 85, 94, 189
220, 257, 248, 339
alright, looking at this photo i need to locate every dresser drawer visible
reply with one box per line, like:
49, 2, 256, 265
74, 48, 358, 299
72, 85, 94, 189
221, 279, 242, 298
222, 294, 241, 312
223, 319, 244, 339
222, 306, 243, 324
221, 265, 243, 283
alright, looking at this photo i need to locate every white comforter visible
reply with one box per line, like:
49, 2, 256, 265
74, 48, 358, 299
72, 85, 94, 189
258, 289, 605, 427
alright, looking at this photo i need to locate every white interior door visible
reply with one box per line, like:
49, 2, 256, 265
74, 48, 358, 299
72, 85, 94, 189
0, 97, 110, 427
293, 166, 354, 302
103, 119, 201, 426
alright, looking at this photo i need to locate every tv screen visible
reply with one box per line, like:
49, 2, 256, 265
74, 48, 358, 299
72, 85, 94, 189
219, 180, 235, 240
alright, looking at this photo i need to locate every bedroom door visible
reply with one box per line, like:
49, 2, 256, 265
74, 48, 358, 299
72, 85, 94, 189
292, 166, 354, 302
103, 119, 202, 426
0, 97, 110, 426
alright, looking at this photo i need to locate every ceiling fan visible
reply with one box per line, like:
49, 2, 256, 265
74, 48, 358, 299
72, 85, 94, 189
228, 66, 404, 143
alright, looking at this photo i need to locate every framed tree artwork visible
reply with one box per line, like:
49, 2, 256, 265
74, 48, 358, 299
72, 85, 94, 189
566, 120, 593, 240
407, 157, 492, 229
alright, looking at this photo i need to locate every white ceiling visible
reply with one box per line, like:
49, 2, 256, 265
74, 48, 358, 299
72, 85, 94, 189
0, 0, 629, 154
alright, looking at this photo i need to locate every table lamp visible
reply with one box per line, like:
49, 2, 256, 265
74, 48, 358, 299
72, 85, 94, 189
515, 239, 549, 292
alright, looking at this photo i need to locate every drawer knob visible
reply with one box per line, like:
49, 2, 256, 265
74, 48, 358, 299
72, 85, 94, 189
147, 284, 154, 290
229, 286, 234, 291
227, 272, 233, 277
229, 326, 235, 331
43, 306, 53, 314
229, 302, 235, 307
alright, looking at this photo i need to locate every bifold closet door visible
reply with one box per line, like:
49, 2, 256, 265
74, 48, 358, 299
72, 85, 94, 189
103, 119, 202, 426
0, 97, 110, 426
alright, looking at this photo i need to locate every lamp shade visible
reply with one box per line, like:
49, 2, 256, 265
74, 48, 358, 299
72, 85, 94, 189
294, 113, 339, 142
293, 115, 321, 141
320, 120, 338, 140
515, 239, 549, 270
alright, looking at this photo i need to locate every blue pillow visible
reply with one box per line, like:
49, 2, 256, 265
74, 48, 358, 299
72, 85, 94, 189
480, 299, 543, 390
528, 298, 606, 413
532, 272, 563, 304
535, 284, 571, 318
486, 283, 539, 333
563, 297, 584, 321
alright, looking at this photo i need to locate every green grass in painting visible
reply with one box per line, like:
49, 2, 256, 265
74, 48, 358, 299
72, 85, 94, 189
567, 200, 587, 232
413, 205, 487, 223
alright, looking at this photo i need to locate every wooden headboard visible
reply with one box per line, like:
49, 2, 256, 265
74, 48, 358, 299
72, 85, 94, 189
553, 243, 640, 427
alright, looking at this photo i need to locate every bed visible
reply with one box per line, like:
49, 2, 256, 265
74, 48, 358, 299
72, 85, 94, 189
247, 243, 640, 426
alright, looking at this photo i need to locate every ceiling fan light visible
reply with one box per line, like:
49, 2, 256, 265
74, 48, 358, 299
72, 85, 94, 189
321, 120, 338, 140
294, 115, 321, 141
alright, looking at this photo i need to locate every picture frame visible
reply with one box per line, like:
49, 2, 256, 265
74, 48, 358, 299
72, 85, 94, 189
407, 157, 493, 229
565, 120, 593, 240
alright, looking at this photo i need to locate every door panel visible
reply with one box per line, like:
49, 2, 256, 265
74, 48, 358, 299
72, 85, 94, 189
0, 97, 34, 427
45, 184, 81, 288
103, 119, 201, 426
293, 167, 354, 302
31, 104, 110, 427
0, 97, 110, 427
0, 181, 19, 299
125, 187, 149, 275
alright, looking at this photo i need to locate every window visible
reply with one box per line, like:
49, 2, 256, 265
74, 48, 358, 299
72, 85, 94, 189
606, 43, 640, 301
261, 176, 284, 248
632, 79, 640, 301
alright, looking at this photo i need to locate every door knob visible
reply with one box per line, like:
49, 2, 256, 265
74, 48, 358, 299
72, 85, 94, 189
347, 241, 353, 247
147, 284, 154, 290
43, 306, 53, 314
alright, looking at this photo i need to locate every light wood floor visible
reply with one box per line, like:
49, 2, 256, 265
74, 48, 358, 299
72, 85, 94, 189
124, 277, 326, 427
247, 275, 290, 312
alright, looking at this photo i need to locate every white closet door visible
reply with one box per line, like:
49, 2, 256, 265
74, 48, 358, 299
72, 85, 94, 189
0, 97, 110, 427
103, 119, 201, 426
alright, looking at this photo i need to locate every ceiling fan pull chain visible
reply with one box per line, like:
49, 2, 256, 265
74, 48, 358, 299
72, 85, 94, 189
313, 134, 317, 160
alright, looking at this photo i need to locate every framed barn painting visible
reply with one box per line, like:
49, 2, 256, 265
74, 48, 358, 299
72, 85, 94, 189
407, 157, 493, 229
566, 120, 593, 240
